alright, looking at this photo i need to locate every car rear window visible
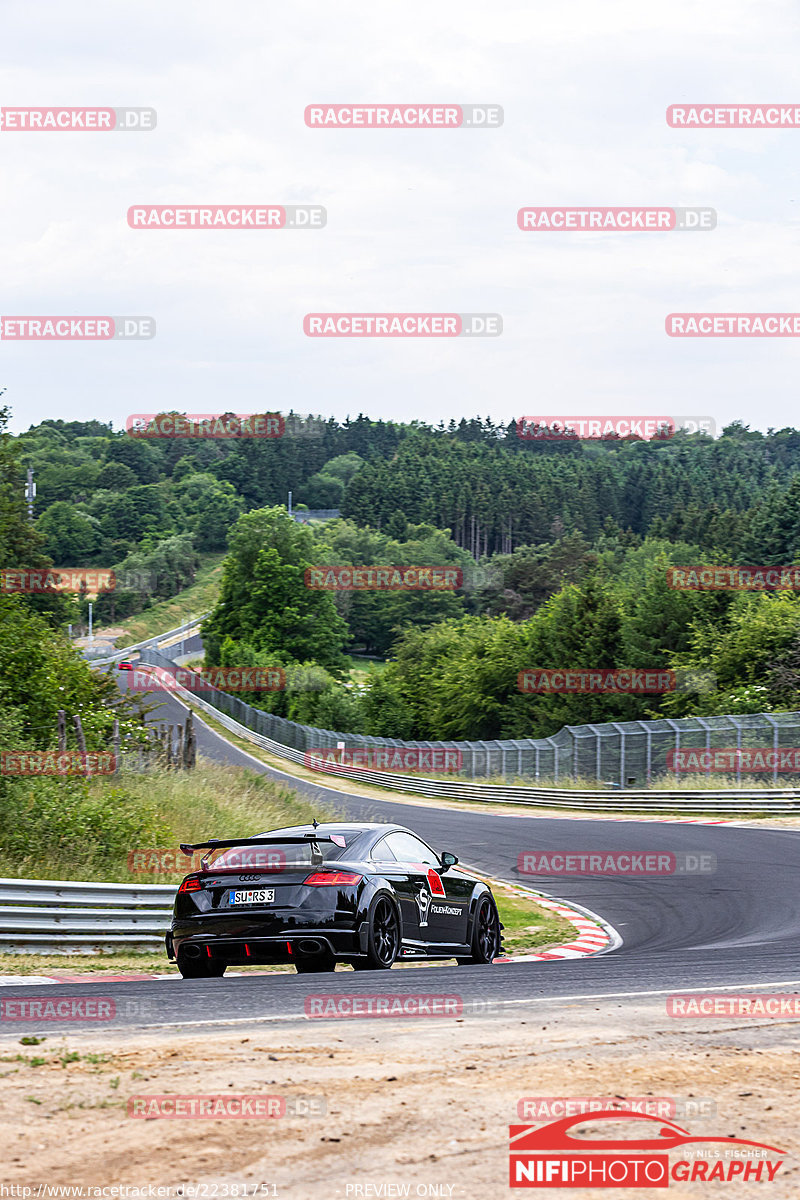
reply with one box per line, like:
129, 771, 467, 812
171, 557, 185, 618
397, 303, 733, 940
210, 837, 350, 870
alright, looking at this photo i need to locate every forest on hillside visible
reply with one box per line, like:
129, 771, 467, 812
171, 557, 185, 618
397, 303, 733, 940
5, 407, 800, 742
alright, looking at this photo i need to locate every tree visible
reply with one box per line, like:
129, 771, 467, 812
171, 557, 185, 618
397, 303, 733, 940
203, 506, 349, 673
36, 502, 99, 562
312, 519, 470, 654
663, 592, 800, 716
104, 437, 163, 482
303, 472, 344, 508
95, 462, 137, 491
0, 405, 48, 569
174, 473, 244, 550
0, 594, 122, 748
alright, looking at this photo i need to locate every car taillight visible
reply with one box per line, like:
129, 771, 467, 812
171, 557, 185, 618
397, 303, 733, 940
304, 871, 363, 886
178, 876, 201, 893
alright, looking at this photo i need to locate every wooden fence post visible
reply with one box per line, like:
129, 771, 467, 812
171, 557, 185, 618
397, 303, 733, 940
73, 714, 90, 779
184, 712, 196, 770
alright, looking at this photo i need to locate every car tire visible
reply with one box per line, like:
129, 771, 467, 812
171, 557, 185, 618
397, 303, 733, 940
177, 951, 226, 979
352, 893, 401, 970
294, 952, 337, 973
456, 894, 501, 965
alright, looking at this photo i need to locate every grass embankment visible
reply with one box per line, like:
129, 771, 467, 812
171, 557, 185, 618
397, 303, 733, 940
0, 761, 317, 884
101, 553, 226, 649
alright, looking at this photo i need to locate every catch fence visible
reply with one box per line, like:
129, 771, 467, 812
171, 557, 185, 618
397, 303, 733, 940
138, 649, 800, 788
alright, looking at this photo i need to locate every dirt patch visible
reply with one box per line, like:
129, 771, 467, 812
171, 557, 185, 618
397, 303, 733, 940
1, 997, 798, 1197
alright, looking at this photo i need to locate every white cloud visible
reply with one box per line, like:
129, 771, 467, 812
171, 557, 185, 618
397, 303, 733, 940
3, 0, 800, 434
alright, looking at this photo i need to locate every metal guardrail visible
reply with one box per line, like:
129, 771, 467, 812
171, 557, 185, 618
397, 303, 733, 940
88, 615, 209, 667
0, 878, 176, 953
137, 662, 800, 814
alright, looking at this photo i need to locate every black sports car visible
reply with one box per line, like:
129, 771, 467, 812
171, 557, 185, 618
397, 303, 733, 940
166, 821, 503, 977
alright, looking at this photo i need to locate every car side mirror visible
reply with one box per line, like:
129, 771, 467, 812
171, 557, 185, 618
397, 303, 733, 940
439, 851, 458, 872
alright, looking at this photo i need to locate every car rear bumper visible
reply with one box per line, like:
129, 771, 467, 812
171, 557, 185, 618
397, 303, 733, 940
170, 914, 365, 964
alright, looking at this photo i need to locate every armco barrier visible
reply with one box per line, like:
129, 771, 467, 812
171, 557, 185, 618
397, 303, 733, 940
0, 878, 175, 954
135, 655, 800, 814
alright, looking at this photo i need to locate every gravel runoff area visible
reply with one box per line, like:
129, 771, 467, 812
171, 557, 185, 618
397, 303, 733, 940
1, 989, 799, 1198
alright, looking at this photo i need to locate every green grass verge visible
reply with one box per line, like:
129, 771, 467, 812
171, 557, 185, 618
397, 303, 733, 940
492, 881, 575, 954
0, 760, 322, 884
102, 553, 225, 649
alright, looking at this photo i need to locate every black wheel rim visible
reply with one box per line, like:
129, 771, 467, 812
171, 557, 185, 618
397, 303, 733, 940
477, 900, 497, 960
373, 898, 399, 964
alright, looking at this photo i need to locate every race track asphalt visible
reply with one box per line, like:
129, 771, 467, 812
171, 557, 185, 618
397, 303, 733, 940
3, 668, 799, 1033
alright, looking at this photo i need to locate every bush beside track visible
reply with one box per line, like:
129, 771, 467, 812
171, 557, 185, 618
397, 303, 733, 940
0, 762, 316, 883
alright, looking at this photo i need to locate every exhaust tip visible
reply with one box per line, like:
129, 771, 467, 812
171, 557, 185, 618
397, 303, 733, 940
182, 943, 202, 959
296, 938, 324, 955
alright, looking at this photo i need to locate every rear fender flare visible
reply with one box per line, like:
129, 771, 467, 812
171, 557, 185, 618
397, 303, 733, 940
465, 884, 493, 943
357, 884, 402, 953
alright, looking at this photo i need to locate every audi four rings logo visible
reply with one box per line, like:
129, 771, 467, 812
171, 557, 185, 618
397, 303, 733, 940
239, 874, 263, 882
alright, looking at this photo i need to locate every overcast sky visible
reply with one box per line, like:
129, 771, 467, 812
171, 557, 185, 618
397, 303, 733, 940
3, 0, 800, 436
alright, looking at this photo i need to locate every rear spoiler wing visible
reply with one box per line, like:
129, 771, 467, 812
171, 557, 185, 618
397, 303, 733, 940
180, 834, 335, 869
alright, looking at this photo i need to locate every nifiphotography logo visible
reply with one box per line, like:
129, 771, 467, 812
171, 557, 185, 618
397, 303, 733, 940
508, 1111, 788, 1187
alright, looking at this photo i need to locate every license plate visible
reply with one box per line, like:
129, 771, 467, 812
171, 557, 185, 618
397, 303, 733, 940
229, 889, 275, 905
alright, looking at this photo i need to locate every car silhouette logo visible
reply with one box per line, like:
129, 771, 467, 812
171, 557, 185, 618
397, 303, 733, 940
509, 1111, 787, 1188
